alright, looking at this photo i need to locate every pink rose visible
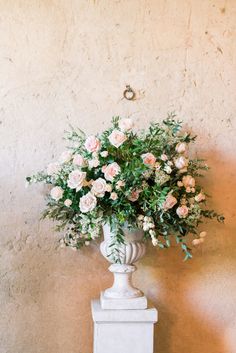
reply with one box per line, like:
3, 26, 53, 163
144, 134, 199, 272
108, 130, 127, 148
176, 205, 189, 218
88, 158, 100, 169
59, 151, 72, 164
174, 156, 188, 169
91, 178, 107, 197
182, 175, 195, 188
175, 142, 187, 154
79, 192, 97, 213
110, 192, 118, 200
128, 189, 140, 202
67, 170, 86, 191
141, 153, 156, 167
85, 136, 101, 153
50, 186, 64, 201
118, 118, 134, 132
163, 193, 177, 210
73, 154, 85, 167
103, 162, 121, 181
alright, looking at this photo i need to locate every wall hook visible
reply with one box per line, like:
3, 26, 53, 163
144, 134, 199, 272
123, 85, 135, 101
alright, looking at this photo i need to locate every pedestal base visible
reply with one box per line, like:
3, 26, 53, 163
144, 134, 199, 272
100, 291, 147, 309
91, 299, 158, 353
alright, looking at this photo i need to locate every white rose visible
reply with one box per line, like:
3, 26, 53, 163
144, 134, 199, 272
67, 170, 86, 191
174, 156, 189, 169
108, 130, 127, 148
195, 192, 205, 202
47, 163, 61, 176
118, 118, 134, 132
50, 186, 64, 201
152, 238, 158, 246
79, 192, 97, 213
91, 178, 107, 197
64, 199, 72, 207
182, 175, 195, 188
59, 151, 72, 164
175, 142, 187, 154
110, 192, 118, 200
164, 165, 172, 174
100, 151, 108, 157
88, 158, 100, 169
176, 205, 189, 218
103, 162, 121, 181
85, 136, 101, 153
73, 154, 85, 167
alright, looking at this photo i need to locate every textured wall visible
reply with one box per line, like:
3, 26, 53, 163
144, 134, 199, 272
0, 1, 235, 352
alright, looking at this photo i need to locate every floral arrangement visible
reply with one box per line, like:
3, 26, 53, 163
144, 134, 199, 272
27, 115, 224, 261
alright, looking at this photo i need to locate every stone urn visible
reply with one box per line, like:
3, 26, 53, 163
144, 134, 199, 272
100, 223, 147, 309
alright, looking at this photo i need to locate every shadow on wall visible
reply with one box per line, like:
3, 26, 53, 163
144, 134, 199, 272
139, 150, 236, 353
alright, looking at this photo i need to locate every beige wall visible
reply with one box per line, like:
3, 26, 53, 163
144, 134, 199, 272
0, 1, 236, 352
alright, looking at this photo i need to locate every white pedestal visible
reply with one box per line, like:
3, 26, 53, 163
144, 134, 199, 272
91, 300, 158, 353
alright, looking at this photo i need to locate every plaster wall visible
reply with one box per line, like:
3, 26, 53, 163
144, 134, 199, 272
0, 1, 236, 353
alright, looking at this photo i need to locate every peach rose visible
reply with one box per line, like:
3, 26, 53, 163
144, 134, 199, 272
182, 175, 195, 188
73, 154, 85, 167
128, 189, 140, 202
79, 192, 97, 213
176, 205, 189, 218
85, 136, 101, 153
141, 153, 156, 167
174, 156, 188, 169
195, 192, 205, 202
91, 178, 107, 197
118, 118, 134, 132
108, 130, 127, 148
50, 186, 64, 201
163, 193, 177, 210
67, 170, 86, 191
110, 192, 118, 200
103, 162, 121, 181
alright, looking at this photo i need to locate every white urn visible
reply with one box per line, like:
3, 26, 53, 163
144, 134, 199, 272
100, 223, 147, 309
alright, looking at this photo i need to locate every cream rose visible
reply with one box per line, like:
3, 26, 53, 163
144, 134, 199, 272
174, 156, 188, 169
176, 205, 189, 218
108, 130, 127, 148
182, 175, 195, 188
64, 199, 72, 207
73, 154, 85, 167
67, 170, 86, 191
50, 186, 64, 201
118, 118, 134, 132
47, 163, 61, 176
141, 153, 156, 166
79, 192, 97, 213
175, 142, 187, 154
103, 162, 121, 181
163, 193, 177, 210
91, 178, 107, 197
85, 136, 101, 153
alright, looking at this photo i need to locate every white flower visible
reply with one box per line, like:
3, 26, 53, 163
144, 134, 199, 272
161, 154, 168, 161
73, 154, 85, 167
85, 136, 101, 153
177, 181, 183, 187
200, 231, 207, 238
174, 156, 189, 169
64, 199, 72, 207
164, 165, 172, 174
108, 130, 127, 148
103, 162, 121, 181
50, 186, 64, 201
59, 151, 72, 164
116, 180, 125, 189
195, 192, 205, 202
105, 184, 112, 192
192, 238, 204, 246
152, 238, 158, 246
88, 158, 100, 169
79, 192, 97, 213
163, 193, 177, 210
67, 170, 86, 191
176, 205, 189, 218
91, 178, 107, 197
175, 142, 187, 154
138, 215, 144, 221
85, 241, 90, 246
182, 175, 195, 188
149, 230, 156, 237
118, 118, 134, 132
47, 163, 61, 176
100, 151, 108, 157
110, 192, 118, 200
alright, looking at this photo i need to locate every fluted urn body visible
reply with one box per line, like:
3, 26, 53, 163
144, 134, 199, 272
100, 223, 146, 304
